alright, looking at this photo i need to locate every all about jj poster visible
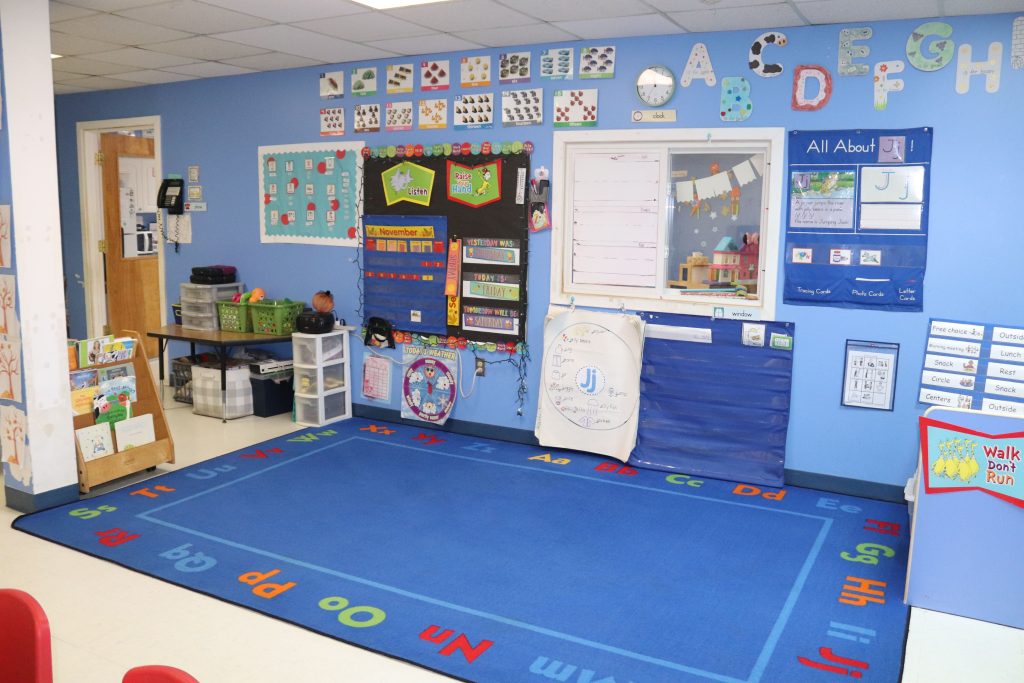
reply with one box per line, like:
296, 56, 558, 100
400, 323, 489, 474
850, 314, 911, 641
783, 128, 932, 311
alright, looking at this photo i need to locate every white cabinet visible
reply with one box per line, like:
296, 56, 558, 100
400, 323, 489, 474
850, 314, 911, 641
292, 328, 352, 426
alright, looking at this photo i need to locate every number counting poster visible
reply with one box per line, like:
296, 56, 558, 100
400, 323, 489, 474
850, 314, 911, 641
259, 142, 363, 246
364, 152, 529, 346
784, 128, 932, 311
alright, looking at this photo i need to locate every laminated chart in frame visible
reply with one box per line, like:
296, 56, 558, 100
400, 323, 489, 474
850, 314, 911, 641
535, 308, 645, 462
784, 128, 932, 311
259, 141, 363, 246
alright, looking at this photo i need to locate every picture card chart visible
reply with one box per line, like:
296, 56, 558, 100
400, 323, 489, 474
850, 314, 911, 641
353, 103, 380, 133
385, 101, 413, 132
420, 59, 450, 90
570, 151, 660, 288
259, 142, 362, 246
842, 340, 898, 410
386, 63, 413, 93
784, 128, 933, 311
580, 45, 615, 78
541, 47, 573, 79
418, 98, 447, 129
319, 107, 344, 136
453, 93, 493, 129
499, 51, 530, 84
351, 67, 377, 96
920, 319, 1024, 416
460, 55, 490, 87
502, 88, 542, 126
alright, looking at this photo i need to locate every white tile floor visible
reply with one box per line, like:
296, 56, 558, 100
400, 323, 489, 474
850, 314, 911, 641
2, 402, 1022, 682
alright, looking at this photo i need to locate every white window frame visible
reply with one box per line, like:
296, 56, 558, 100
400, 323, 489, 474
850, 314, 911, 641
551, 127, 785, 320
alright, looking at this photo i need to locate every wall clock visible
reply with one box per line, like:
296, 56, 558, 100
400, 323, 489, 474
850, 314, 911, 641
636, 65, 675, 107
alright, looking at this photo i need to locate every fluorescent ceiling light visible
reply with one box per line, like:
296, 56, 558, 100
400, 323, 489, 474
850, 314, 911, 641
353, 0, 450, 9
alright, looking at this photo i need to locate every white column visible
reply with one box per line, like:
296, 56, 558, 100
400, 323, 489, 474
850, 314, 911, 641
0, 1, 77, 499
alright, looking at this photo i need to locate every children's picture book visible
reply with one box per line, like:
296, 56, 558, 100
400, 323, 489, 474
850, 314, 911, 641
114, 414, 155, 451
69, 369, 99, 416
99, 337, 135, 364
77, 335, 113, 368
94, 391, 131, 426
99, 363, 135, 382
75, 423, 114, 462
68, 340, 79, 370
99, 375, 137, 403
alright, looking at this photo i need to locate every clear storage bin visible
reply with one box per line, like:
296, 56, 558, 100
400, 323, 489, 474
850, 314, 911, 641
179, 282, 244, 303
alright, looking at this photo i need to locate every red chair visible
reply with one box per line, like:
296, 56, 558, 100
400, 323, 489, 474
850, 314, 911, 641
0, 588, 53, 683
122, 665, 200, 683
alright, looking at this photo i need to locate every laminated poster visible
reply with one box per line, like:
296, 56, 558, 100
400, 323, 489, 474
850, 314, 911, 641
784, 128, 932, 311
259, 142, 363, 246
535, 308, 645, 462
920, 416, 1024, 508
401, 346, 456, 425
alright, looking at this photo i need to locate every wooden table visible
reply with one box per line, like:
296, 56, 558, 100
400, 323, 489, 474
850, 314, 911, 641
147, 324, 292, 422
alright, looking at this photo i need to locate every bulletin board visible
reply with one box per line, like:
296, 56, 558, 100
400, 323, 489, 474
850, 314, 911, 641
784, 128, 932, 311
363, 152, 529, 345
258, 141, 363, 246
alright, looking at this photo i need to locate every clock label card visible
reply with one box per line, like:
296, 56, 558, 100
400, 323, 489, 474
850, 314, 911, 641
631, 109, 677, 123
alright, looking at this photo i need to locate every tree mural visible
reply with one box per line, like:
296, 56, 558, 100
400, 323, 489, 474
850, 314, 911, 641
1, 405, 30, 487
0, 340, 21, 401
0, 278, 14, 335
3, 409, 23, 465
0, 205, 9, 269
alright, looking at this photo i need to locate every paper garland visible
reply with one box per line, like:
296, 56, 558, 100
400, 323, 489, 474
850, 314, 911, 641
675, 156, 761, 202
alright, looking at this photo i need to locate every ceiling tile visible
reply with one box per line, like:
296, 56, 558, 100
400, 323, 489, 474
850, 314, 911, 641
668, 3, 806, 32
58, 0, 168, 10
59, 74, 141, 90
455, 23, 580, 48
496, 0, 654, 23
113, 69, 199, 84
220, 52, 324, 71
50, 31, 124, 56
554, 13, 685, 40
49, 1, 99, 22
200, 0, 367, 23
52, 14, 193, 44
116, 0, 274, 34
49, 55, 136, 75
386, 0, 536, 33
54, 82, 94, 94
794, 0, 942, 24
212, 24, 394, 62
52, 69, 93, 83
944, 0, 1024, 13
85, 47, 199, 68
163, 61, 256, 77
140, 36, 270, 60
646, 0, 781, 10
292, 12, 433, 42
366, 33, 483, 56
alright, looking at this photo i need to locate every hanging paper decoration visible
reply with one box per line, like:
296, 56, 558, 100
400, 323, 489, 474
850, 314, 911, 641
446, 160, 502, 207
680, 43, 716, 87
720, 77, 753, 121
905, 22, 954, 72
381, 161, 435, 206
1012, 17, 1024, 69
748, 32, 787, 77
873, 61, 905, 111
955, 42, 1003, 94
838, 28, 872, 76
792, 64, 833, 111
401, 347, 457, 425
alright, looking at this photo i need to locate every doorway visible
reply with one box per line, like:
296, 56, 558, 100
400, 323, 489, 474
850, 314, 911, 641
76, 116, 165, 358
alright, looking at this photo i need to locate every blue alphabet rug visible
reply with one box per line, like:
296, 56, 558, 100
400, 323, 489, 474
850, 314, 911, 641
13, 418, 910, 682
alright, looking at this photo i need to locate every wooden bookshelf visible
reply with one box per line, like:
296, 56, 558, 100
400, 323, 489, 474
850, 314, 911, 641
73, 330, 174, 493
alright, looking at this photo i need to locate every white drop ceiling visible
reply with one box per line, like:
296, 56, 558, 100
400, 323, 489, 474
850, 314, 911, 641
48, 0, 1022, 94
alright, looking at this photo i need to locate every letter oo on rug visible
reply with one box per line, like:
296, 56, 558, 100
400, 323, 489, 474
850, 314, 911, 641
238, 568, 297, 598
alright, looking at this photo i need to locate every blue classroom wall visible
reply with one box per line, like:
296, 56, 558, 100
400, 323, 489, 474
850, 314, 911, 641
54, 13, 1024, 489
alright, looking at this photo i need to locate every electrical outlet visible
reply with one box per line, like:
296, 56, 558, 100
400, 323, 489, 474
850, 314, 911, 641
475, 358, 486, 376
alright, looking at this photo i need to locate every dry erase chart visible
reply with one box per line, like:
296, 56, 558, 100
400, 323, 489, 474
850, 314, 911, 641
536, 309, 645, 462
919, 318, 1024, 416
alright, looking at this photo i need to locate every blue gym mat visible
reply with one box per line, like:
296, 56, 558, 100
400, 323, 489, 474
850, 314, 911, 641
14, 418, 910, 682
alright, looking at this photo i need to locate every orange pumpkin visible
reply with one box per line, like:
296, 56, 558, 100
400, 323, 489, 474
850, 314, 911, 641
312, 290, 334, 313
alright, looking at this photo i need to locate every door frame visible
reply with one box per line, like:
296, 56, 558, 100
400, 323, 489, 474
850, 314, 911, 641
75, 115, 166, 339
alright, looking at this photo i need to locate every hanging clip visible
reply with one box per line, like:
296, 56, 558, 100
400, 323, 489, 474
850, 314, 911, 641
569, 295, 576, 312
619, 302, 627, 315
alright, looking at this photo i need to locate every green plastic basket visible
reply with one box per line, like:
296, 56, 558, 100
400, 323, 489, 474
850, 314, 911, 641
216, 301, 252, 332
249, 299, 303, 335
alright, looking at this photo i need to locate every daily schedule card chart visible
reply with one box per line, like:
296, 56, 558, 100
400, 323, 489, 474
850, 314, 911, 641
842, 340, 898, 410
919, 319, 1024, 415
784, 128, 932, 311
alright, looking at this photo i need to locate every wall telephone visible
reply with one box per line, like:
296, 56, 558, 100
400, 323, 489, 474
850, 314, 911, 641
157, 177, 184, 215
